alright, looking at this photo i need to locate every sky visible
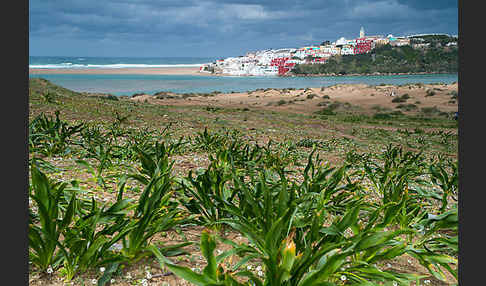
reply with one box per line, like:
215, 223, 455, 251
29, 0, 458, 58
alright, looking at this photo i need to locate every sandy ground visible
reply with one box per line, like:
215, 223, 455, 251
126, 82, 459, 117
29, 66, 207, 75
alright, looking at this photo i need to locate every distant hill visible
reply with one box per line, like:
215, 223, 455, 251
291, 44, 458, 75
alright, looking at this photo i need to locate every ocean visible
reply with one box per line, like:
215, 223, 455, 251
29, 56, 217, 69
29, 56, 458, 96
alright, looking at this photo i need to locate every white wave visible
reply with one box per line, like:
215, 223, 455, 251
29, 63, 209, 69
30, 64, 87, 69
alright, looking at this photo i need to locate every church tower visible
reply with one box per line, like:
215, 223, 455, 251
360, 26, 365, 38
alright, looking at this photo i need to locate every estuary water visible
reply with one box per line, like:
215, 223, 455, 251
29, 72, 458, 96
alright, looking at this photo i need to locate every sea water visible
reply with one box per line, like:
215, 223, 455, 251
29, 57, 458, 96
29, 56, 217, 69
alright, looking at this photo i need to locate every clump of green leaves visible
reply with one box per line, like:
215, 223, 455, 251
29, 111, 84, 156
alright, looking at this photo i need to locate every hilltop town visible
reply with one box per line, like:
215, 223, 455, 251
200, 28, 458, 76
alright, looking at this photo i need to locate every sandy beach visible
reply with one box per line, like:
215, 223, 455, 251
29, 66, 206, 75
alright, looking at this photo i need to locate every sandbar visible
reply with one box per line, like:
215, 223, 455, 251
29, 66, 207, 75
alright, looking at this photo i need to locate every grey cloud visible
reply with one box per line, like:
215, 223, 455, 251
29, 0, 458, 57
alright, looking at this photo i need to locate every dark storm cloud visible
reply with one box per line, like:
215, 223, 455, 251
29, 0, 458, 57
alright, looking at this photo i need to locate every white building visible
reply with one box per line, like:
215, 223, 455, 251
292, 50, 307, 59
341, 46, 355, 55
321, 45, 340, 55
335, 37, 348, 46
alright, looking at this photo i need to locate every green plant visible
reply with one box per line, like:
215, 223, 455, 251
178, 160, 235, 229
76, 144, 114, 189
29, 111, 84, 156
150, 231, 252, 286
120, 143, 192, 260
221, 195, 420, 285
130, 141, 176, 184
364, 145, 425, 203
362, 145, 432, 232
408, 207, 458, 281
80, 124, 107, 147
58, 197, 132, 281
114, 111, 129, 125
29, 165, 75, 272
193, 128, 226, 152
429, 160, 458, 212
296, 138, 321, 148
42, 91, 57, 104
345, 149, 371, 165
120, 176, 189, 261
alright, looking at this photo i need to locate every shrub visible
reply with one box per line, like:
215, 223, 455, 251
206, 106, 221, 112
371, 104, 386, 111
98, 95, 119, 101
306, 93, 317, 99
372, 111, 403, 119
421, 106, 441, 115
156, 94, 176, 99
343, 114, 369, 122
390, 110, 404, 116
373, 112, 393, 120
315, 108, 336, 115
322, 95, 330, 99
391, 97, 405, 103
449, 90, 458, 99
396, 104, 418, 111
425, 89, 436, 97
328, 101, 342, 110
296, 138, 321, 148
439, 111, 450, 117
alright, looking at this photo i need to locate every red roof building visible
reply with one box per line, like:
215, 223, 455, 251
354, 38, 373, 54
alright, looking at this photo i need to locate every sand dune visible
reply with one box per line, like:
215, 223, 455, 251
120, 82, 458, 118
